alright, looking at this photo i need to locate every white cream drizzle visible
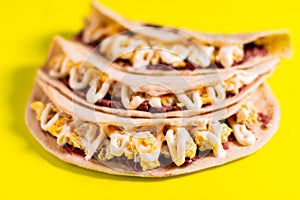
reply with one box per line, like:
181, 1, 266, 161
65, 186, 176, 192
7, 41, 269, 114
228, 118, 256, 146
176, 90, 202, 110
69, 66, 114, 104
208, 123, 227, 157
207, 84, 226, 104
101, 35, 148, 60
166, 128, 197, 166
132, 49, 154, 68
69, 67, 95, 90
40, 103, 60, 130
86, 79, 111, 103
121, 85, 145, 110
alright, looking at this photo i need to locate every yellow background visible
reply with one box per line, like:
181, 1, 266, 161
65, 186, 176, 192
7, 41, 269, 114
0, 0, 299, 199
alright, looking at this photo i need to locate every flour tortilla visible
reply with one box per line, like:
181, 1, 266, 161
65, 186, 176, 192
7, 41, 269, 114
40, 36, 278, 119
80, 1, 291, 75
32, 78, 246, 127
38, 68, 273, 119
26, 82, 279, 177
44, 36, 280, 95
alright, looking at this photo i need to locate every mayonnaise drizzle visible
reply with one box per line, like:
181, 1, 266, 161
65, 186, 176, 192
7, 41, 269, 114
121, 85, 145, 109
207, 84, 226, 104
69, 67, 95, 90
228, 118, 256, 146
40, 103, 60, 130
166, 128, 197, 166
176, 90, 202, 110
86, 79, 111, 103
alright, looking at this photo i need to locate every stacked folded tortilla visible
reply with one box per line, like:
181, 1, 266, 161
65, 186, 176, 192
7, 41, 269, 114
26, 2, 291, 177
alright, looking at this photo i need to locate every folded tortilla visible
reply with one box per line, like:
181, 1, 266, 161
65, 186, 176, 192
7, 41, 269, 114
39, 36, 278, 119
76, 1, 291, 74
26, 81, 279, 177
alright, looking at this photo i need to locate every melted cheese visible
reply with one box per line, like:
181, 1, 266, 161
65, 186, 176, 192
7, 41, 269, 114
30, 101, 45, 120
221, 124, 233, 143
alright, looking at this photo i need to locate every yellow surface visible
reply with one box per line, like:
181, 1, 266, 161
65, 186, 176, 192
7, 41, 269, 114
0, 0, 299, 199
